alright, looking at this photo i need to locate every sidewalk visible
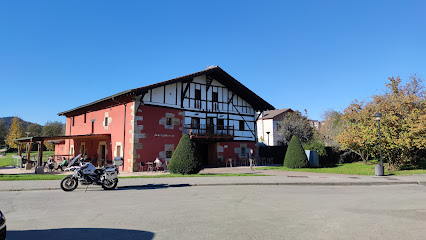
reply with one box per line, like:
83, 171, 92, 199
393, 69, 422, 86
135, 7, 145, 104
1, 166, 426, 191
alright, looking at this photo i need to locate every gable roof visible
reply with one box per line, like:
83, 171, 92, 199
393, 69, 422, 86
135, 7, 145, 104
260, 108, 293, 119
58, 66, 274, 116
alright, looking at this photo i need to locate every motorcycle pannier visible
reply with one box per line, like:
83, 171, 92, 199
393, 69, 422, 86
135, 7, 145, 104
113, 157, 124, 166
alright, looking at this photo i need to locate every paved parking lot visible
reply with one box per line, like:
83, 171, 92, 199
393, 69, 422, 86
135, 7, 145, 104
1, 184, 426, 239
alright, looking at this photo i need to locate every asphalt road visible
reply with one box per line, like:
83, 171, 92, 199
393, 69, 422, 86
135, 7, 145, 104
1, 184, 426, 240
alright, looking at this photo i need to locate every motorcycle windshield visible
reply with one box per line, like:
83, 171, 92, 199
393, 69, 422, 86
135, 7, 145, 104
68, 154, 82, 166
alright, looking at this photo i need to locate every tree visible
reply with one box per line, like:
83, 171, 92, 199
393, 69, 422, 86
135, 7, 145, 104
278, 111, 314, 144
337, 76, 426, 169
284, 135, 309, 168
319, 109, 343, 147
42, 121, 65, 151
168, 134, 202, 174
26, 123, 42, 137
6, 117, 24, 149
0, 119, 7, 146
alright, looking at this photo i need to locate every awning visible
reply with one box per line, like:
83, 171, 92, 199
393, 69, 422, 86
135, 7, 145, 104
13, 134, 111, 143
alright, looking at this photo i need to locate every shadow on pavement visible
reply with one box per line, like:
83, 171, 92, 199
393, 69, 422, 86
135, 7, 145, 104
116, 183, 191, 190
8, 227, 155, 240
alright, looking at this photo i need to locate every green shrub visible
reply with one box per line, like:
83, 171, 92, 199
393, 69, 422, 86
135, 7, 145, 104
284, 135, 309, 168
168, 134, 202, 175
303, 139, 326, 157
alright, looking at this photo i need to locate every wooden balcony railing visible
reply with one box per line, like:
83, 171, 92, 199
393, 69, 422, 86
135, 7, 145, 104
183, 124, 234, 139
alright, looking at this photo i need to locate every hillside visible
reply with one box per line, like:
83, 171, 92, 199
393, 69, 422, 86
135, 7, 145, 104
0, 117, 33, 130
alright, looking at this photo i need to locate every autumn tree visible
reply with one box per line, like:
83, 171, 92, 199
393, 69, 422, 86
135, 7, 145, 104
337, 76, 426, 169
6, 117, 24, 149
319, 109, 343, 147
42, 121, 65, 151
278, 111, 314, 144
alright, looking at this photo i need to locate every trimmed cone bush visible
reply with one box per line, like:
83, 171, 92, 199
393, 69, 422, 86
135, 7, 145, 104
284, 135, 309, 168
168, 134, 202, 175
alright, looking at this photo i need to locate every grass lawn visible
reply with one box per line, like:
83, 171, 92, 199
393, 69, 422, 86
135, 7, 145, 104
257, 161, 426, 176
0, 173, 268, 181
0, 151, 55, 167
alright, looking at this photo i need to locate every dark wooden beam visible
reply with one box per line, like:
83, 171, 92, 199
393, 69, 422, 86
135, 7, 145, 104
181, 79, 193, 108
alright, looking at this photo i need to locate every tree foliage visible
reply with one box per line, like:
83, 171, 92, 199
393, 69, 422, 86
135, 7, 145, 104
318, 109, 343, 147
278, 111, 314, 144
6, 117, 24, 149
26, 123, 42, 137
284, 135, 309, 168
337, 76, 426, 169
168, 134, 202, 174
0, 119, 7, 146
42, 121, 65, 151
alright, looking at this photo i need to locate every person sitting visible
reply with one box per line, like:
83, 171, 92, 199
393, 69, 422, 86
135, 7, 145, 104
56, 157, 68, 171
154, 157, 162, 172
47, 156, 55, 171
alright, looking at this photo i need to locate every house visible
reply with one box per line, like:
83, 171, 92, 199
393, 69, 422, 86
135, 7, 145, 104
256, 108, 293, 146
309, 120, 323, 131
55, 67, 274, 172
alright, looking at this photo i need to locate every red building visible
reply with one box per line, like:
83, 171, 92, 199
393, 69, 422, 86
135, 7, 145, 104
55, 67, 274, 172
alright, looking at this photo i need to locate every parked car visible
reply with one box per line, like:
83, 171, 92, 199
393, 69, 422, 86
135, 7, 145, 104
0, 210, 5, 240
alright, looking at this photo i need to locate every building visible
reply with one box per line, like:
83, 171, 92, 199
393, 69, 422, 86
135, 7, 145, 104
54, 67, 274, 172
256, 108, 293, 146
309, 120, 323, 131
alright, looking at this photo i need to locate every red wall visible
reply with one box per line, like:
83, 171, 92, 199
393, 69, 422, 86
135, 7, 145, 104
133, 105, 184, 170
56, 97, 134, 171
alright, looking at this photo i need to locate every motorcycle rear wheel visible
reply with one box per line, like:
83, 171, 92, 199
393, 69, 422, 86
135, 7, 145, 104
61, 175, 78, 192
102, 179, 118, 190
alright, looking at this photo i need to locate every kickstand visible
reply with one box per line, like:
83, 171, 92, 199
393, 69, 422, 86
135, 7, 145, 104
85, 185, 89, 192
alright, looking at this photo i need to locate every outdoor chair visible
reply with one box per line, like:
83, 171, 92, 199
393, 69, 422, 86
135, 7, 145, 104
267, 158, 273, 165
261, 157, 267, 166
147, 162, 154, 172
139, 162, 145, 172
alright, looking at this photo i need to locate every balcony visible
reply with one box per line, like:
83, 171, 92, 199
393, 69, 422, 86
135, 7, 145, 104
183, 124, 234, 140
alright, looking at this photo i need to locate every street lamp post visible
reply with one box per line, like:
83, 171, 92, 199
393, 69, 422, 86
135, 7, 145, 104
374, 112, 384, 176
266, 132, 270, 146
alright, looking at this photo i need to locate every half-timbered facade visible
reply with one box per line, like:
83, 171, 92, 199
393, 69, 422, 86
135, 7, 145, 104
55, 67, 274, 172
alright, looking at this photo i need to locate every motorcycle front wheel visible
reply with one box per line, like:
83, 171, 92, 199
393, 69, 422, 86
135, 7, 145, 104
61, 175, 78, 192
102, 179, 118, 190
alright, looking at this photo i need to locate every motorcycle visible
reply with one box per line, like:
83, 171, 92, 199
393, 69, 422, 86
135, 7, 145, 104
60, 155, 123, 192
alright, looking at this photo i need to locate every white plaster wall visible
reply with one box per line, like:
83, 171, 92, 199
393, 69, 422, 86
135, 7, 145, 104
151, 87, 163, 103
165, 84, 176, 105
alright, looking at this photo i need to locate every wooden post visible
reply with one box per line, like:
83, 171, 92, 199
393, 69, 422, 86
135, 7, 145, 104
26, 143, 31, 161
17, 144, 22, 156
38, 141, 44, 167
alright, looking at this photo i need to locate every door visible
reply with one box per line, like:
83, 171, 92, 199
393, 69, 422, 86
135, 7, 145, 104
101, 145, 106, 160
207, 143, 217, 166
206, 117, 214, 135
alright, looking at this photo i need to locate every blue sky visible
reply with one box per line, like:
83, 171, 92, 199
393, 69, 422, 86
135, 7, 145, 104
1, 0, 425, 125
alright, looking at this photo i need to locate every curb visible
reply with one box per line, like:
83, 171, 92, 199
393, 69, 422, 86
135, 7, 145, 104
0, 181, 423, 192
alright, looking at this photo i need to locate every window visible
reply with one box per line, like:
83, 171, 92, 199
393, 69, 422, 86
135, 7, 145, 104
191, 117, 200, 129
194, 89, 201, 109
166, 151, 172, 158
239, 120, 245, 131
195, 89, 201, 100
166, 118, 172, 126
72, 117, 75, 127
240, 147, 246, 157
217, 119, 224, 130
116, 145, 121, 157
212, 92, 218, 102
91, 120, 95, 133
105, 117, 109, 126
84, 113, 87, 123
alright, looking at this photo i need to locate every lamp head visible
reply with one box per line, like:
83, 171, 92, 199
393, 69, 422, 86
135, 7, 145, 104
373, 112, 382, 121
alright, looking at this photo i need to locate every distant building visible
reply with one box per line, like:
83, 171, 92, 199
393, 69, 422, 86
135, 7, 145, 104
256, 108, 294, 146
309, 120, 324, 131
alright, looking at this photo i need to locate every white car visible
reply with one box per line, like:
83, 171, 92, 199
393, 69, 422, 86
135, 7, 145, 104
0, 210, 5, 240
